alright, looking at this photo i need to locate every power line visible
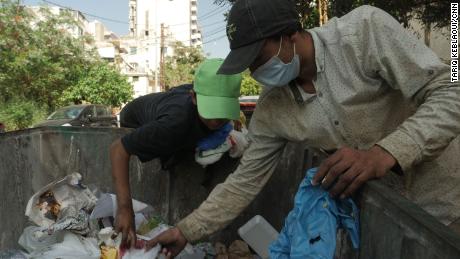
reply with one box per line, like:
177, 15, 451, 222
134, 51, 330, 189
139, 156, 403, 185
42, 0, 127, 24
200, 20, 226, 29
202, 27, 226, 37
42, 0, 228, 30
199, 5, 226, 18
202, 34, 227, 45
40, 0, 228, 46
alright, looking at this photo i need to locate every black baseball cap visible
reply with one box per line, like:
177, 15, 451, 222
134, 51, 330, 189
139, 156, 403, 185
217, 0, 299, 75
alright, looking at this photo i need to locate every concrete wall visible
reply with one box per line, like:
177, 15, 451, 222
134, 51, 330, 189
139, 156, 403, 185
1, 127, 460, 258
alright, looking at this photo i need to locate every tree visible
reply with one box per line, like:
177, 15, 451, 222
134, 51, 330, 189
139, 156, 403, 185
163, 41, 205, 89
0, 0, 133, 130
215, 0, 450, 29
59, 62, 133, 107
0, 1, 90, 108
240, 71, 261, 96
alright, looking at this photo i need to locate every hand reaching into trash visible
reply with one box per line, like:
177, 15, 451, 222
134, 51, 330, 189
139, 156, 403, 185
312, 145, 396, 199
115, 206, 137, 249
111, 139, 137, 249
146, 227, 187, 257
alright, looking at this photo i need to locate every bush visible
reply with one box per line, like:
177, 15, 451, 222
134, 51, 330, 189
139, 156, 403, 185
0, 99, 48, 131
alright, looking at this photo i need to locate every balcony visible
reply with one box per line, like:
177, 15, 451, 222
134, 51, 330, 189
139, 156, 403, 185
191, 33, 201, 39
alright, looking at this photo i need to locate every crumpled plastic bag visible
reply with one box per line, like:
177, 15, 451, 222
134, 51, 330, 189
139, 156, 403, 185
0, 249, 28, 259
228, 129, 249, 158
27, 231, 100, 259
97, 225, 168, 259
25, 173, 98, 236
119, 239, 160, 259
90, 193, 152, 220
18, 226, 63, 253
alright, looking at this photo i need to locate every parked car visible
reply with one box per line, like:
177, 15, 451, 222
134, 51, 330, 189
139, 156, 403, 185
239, 95, 259, 122
0, 122, 5, 133
34, 104, 117, 128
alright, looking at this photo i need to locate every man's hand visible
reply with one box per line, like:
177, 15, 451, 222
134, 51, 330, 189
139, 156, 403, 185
115, 206, 137, 249
111, 139, 136, 248
146, 227, 187, 257
312, 145, 396, 199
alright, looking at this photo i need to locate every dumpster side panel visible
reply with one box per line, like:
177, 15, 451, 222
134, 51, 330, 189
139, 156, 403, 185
0, 127, 305, 249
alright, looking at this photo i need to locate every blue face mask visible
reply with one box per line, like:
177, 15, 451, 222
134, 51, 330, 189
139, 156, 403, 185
251, 37, 300, 88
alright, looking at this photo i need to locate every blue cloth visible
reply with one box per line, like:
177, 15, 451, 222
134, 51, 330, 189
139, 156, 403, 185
197, 123, 232, 151
269, 168, 360, 259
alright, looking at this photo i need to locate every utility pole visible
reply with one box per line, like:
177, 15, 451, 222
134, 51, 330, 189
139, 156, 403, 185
160, 23, 165, 92
317, 0, 328, 26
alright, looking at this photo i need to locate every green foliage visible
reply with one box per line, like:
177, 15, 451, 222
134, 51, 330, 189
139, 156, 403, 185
0, 1, 90, 108
0, 0, 132, 130
163, 41, 205, 89
59, 62, 133, 107
215, 0, 450, 29
329, 0, 450, 29
0, 98, 48, 130
240, 71, 261, 96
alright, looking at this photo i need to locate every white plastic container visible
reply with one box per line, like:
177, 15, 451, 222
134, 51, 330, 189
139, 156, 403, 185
238, 215, 279, 259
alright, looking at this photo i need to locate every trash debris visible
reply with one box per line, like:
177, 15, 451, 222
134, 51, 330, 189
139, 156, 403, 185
25, 173, 97, 236
18, 226, 63, 253
27, 231, 100, 259
119, 239, 160, 259
0, 249, 28, 259
228, 129, 249, 158
215, 240, 253, 259
89, 192, 155, 232
137, 215, 164, 236
238, 215, 279, 259
16, 173, 261, 259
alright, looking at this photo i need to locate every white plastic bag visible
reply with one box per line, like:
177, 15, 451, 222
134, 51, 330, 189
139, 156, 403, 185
25, 173, 97, 235
18, 226, 63, 253
28, 231, 100, 259
228, 129, 249, 158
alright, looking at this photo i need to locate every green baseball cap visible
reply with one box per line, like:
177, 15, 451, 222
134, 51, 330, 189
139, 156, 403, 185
194, 58, 242, 120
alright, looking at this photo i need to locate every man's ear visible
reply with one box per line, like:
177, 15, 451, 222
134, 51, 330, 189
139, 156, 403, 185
190, 90, 197, 105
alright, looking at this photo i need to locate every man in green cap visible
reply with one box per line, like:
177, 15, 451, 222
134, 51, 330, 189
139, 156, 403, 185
110, 58, 242, 249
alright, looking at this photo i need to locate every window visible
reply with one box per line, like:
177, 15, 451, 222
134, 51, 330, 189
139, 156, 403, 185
81, 106, 95, 118
145, 30, 149, 36
130, 47, 137, 55
96, 106, 109, 117
133, 76, 139, 82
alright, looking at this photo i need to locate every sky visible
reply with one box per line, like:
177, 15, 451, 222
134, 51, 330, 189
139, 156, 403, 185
22, 0, 231, 58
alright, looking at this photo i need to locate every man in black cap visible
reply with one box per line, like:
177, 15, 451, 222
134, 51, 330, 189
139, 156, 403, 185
147, 0, 460, 255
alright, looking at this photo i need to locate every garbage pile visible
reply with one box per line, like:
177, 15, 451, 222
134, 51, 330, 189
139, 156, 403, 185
3, 173, 262, 259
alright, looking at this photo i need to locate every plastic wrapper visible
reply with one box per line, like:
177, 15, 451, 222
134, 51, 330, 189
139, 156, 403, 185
228, 129, 249, 158
25, 173, 97, 236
